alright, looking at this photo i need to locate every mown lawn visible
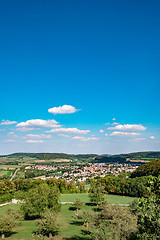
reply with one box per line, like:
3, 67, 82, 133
0, 204, 38, 240
0, 194, 136, 239
60, 193, 136, 204
58, 204, 93, 239
9, 220, 38, 240
0, 203, 91, 240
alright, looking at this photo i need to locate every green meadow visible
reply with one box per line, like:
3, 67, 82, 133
0, 170, 12, 177
0, 194, 136, 239
60, 193, 136, 204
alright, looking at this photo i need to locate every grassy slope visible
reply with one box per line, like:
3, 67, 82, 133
0, 170, 12, 176
58, 204, 92, 239
0, 194, 136, 239
0, 204, 37, 240
60, 193, 136, 204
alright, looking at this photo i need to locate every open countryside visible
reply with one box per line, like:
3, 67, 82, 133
0, 0, 160, 239
0, 152, 159, 239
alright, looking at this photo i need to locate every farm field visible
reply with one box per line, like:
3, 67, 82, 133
0, 165, 19, 169
0, 170, 12, 177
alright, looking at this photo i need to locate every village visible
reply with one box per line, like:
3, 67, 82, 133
25, 163, 139, 182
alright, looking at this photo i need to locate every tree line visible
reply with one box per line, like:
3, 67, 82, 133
0, 178, 86, 204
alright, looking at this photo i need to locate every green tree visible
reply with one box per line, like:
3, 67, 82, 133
89, 183, 104, 205
135, 196, 160, 239
0, 209, 18, 239
37, 210, 59, 237
97, 202, 137, 240
72, 198, 84, 210
21, 183, 60, 219
74, 201, 137, 240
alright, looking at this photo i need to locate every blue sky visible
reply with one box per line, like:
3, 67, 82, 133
0, 0, 160, 155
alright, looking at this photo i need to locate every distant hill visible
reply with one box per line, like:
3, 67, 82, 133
131, 159, 160, 178
0, 151, 160, 164
118, 151, 160, 160
0, 152, 98, 160
93, 151, 160, 163
94, 155, 127, 163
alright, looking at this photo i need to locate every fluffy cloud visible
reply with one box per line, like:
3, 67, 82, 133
72, 136, 99, 141
26, 140, 44, 143
99, 130, 104, 133
110, 131, 140, 137
112, 122, 119, 125
46, 127, 90, 134
112, 118, 116, 121
105, 134, 108, 136
26, 134, 52, 139
0, 120, 17, 125
48, 105, 79, 114
108, 124, 146, 131
17, 127, 36, 132
150, 136, 155, 139
17, 119, 60, 128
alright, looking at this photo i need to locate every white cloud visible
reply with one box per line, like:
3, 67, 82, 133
112, 118, 116, 121
99, 130, 104, 133
26, 134, 52, 139
150, 136, 155, 139
26, 140, 44, 143
48, 105, 79, 114
112, 122, 119, 125
110, 131, 140, 137
105, 134, 108, 136
108, 124, 146, 131
72, 136, 99, 141
16, 127, 36, 132
0, 120, 17, 125
4, 139, 16, 142
46, 127, 90, 134
17, 119, 60, 128
8, 132, 14, 135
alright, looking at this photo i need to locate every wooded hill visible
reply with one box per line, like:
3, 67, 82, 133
0, 151, 160, 164
131, 159, 160, 177
0, 152, 98, 161
94, 151, 160, 163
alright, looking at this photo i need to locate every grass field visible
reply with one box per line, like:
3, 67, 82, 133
58, 204, 92, 239
0, 204, 38, 240
0, 203, 93, 240
0, 170, 12, 176
0, 194, 136, 239
60, 193, 136, 204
